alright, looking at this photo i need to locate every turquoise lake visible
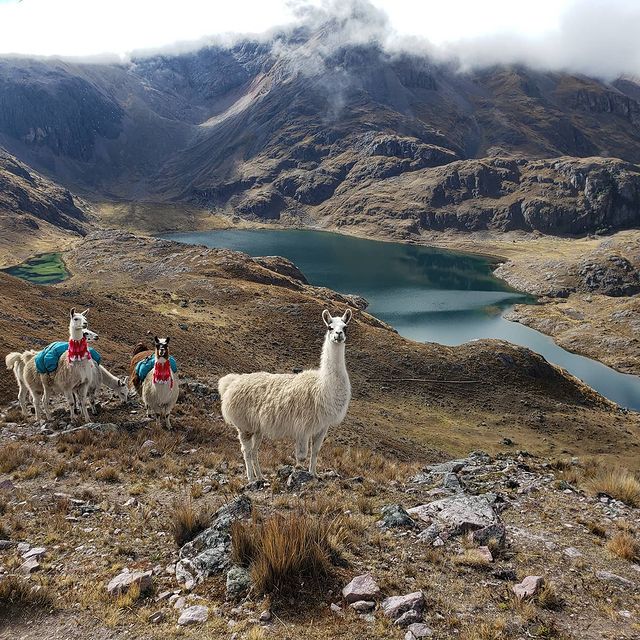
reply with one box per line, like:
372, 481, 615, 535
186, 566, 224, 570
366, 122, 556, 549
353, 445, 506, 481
165, 228, 640, 410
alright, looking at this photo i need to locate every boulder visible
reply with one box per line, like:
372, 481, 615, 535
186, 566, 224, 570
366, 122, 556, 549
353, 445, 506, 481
512, 575, 544, 599
226, 565, 251, 598
176, 496, 251, 589
177, 605, 209, 626
381, 591, 424, 620
18, 558, 40, 575
342, 573, 381, 603
408, 494, 497, 534
22, 546, 46, 560
380, 504, 415, 528
395, 609, 423, 627
107, 569, 153, 596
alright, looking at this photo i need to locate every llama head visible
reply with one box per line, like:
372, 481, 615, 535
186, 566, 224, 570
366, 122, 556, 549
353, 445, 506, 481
154, 336, 170, 362
322, 308, 352, 344
116, 376, 129, 403
83, 328, 99, 342
69, 308, 89, 335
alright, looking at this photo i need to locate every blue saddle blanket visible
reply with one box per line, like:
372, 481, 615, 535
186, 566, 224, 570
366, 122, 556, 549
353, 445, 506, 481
135, 354, 178, 382
34, 341, 101, 374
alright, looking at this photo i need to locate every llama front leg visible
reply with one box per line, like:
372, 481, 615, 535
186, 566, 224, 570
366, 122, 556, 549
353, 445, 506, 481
238, 431, 257, 484
76, 383, 90, 423
163, 411, 172, 430
250, 432, 265, 482
41, 383, 53, 421
309, 428, 329, 477
294, 437, 309, 469
64, 390, 77, 422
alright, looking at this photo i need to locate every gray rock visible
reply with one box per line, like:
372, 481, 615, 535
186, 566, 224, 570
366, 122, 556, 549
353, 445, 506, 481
0, 540, 16, 550
470, 522, 506, 547
596, 571, 634, 588
442, 472, 463, 492
405, 623, 433, 639
394, 609, 423, 627
342, 573, 381, 603
18, 558, 40, 575
408, 494, 497, 534
563, 547, 583, 559
226, 565, 251, 598
381, 592, 424, 620
286, 470, 315, 490
22, 546, 46, 560
417, 523, 442, 544
350, 600, 375, 612
107, 569, 153, 596
259, 609, 272, 622
149, 610, 165, 624
380, 504, 415, 528
176, 496, 251, 589
0, 479, 16, 492
513, 575, 544, 599
177, 605, 209, 626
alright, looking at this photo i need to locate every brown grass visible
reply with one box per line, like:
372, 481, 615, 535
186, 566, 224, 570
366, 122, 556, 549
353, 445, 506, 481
231, 511, 344, 599
587, 466, 640, 507
168, 497, 211, 546
606, 532, 640, 562
452, 549, 491, 568
95, 467, 121, 483
536, 583, 564, 611
0, 576, 53, 616
0, 443, 31, 473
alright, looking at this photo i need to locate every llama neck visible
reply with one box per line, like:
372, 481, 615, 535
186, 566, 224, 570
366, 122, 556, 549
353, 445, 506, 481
319, 334, 348, 381
69, 324, 84, 341
99, 365, 119, 390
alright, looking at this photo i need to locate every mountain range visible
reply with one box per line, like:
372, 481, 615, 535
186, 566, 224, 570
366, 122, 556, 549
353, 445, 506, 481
2, 20, 640, 238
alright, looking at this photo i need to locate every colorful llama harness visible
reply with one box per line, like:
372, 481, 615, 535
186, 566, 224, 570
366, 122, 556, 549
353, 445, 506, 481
135, 355, 178, 388
34, 341, 101, 374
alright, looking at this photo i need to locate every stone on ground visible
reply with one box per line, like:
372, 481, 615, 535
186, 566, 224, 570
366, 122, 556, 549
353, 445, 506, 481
342, 572, 381, 603
381, 591, 425, 620
107, 569, 153, 596
380, 504, 415, 528
177, 605, 209, 626
512, 575, 544, 599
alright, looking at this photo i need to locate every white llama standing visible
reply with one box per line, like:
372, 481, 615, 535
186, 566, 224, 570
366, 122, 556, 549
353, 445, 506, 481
219, 308, 352, 483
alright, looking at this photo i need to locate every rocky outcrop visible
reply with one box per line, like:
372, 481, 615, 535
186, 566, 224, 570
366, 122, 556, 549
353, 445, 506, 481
0, 148, 88, 235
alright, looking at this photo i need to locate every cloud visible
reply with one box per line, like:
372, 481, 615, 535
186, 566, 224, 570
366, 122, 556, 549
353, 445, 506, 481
0, 0, 639, 80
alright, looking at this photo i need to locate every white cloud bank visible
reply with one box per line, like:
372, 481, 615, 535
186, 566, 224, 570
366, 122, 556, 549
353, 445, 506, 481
0, 0, 639, 79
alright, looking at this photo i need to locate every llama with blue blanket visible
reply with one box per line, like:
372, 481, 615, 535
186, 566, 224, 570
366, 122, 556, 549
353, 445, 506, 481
22, 309, 96, 422
130, 336, 179, 428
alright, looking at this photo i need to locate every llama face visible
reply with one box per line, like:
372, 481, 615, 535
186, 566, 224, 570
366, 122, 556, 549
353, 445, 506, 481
83, 329, 99, 342
69, 308, 89, 332
154, 336, 170, 361
322, 308, 352, 344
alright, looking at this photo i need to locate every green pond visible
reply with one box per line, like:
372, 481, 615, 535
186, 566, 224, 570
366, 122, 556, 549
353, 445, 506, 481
3, 252, 69, 285
165, 228, 640, 410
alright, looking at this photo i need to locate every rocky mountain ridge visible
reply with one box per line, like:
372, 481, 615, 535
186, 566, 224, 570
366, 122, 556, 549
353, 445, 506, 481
1, 23, 640, 237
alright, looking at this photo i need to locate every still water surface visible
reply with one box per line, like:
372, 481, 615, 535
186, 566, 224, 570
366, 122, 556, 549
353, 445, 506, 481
165, 229, 640, 410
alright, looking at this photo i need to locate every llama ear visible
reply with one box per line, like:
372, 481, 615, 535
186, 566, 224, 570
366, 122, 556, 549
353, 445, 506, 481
154, 335, 160, 345
70, 307, 76, 318
165, 337, 170, 344
342, 308, 353, 324
81, 309, 89, 316
322, 309, 332, 327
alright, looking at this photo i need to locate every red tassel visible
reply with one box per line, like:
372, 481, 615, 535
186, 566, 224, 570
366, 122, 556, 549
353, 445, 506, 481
68, 337, 91, 363
153, 360, 173, 388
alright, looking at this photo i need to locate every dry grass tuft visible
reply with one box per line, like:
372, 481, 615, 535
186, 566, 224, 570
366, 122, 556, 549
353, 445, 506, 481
231, 511, 344, 598
536, 583, 564, 610
461, 618, 507, 640
0, 576, 53, 615
0, 443, 31, 473
587, 466, 640, 507
582, 520, 606, 538
606, 532, 640, 562
168, 497, 211, 546
452, 549, 491, 568
95, 467, 121, 483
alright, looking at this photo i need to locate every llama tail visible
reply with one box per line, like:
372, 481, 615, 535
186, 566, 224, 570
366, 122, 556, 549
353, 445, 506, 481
132, 342, 148, 356
5, 352, 22, 370
218, 373, 239, 399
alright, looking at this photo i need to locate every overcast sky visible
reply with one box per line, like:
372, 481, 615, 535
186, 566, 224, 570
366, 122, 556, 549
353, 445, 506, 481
0, 0, 638, 79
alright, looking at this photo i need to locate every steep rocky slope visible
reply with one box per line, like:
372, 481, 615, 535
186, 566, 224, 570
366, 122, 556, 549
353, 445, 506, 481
0, 148, 89, 266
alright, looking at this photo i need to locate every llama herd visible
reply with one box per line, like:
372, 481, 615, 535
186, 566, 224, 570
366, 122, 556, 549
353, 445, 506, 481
5, 306, 353, 482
